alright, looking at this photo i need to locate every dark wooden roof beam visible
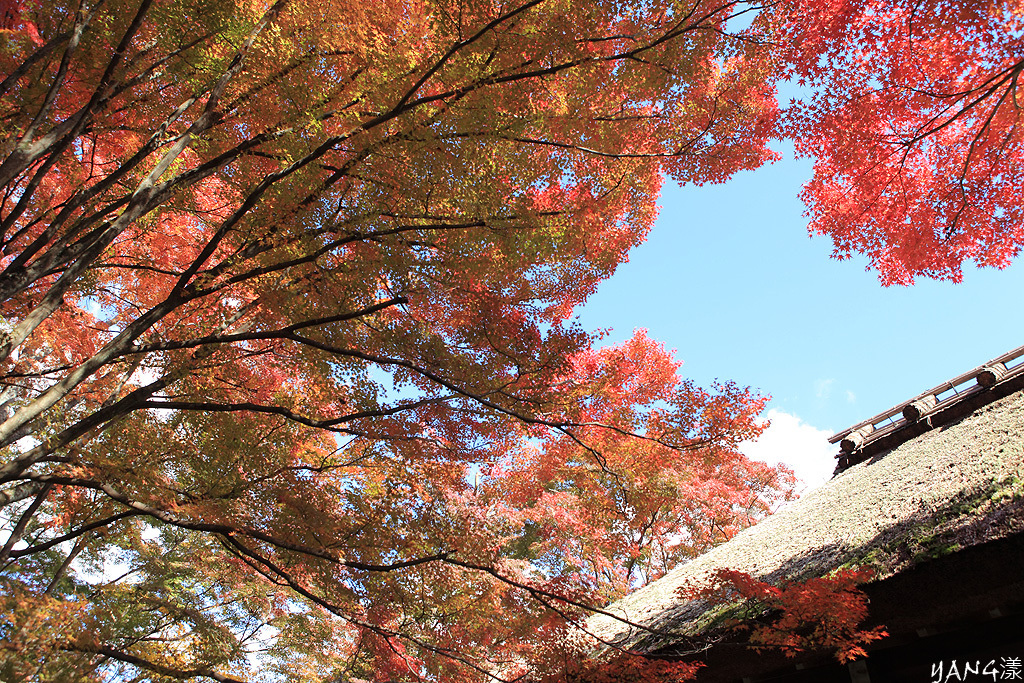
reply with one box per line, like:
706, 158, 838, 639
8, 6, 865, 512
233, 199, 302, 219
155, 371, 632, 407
903, 394, 938, 422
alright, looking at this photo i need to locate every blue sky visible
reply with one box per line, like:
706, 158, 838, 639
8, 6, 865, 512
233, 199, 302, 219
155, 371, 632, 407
575, 142, 1024, 489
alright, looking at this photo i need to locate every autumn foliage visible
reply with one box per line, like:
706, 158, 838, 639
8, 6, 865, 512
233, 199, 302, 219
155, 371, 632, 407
533, 644, 703, 683
780, 0, 1024, 284
0, 0, 790, 680
0, 0, 1012, 680
681, 567, 888, 663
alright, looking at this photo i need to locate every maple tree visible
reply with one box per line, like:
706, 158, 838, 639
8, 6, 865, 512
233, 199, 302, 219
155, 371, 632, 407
5, 0, 1009, 678
681, 567, 888, 664
0, 0, 789, 681
779, 0, 1024, 285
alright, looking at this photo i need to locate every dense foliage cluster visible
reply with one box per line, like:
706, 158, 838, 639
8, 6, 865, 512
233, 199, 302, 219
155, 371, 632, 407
682, 567, 888, 664
0, 0, 1018, 680
782, 0, 1024, 284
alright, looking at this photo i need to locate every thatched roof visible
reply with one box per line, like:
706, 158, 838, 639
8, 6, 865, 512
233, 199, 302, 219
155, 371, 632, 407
586, 373, 1024, 655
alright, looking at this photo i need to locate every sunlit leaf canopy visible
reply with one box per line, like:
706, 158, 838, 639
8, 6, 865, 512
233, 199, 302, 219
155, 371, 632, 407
0, 0, 1021, 680
0, 0, 791, 679
782, 0, 1024, 284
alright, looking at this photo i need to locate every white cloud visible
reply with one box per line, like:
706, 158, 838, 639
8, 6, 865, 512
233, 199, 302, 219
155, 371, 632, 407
846, 390, 857, 403
740, 409, 837, 493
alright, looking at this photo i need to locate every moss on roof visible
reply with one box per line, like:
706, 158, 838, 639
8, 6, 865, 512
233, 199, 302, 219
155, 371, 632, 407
586, 389, 1024, 653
